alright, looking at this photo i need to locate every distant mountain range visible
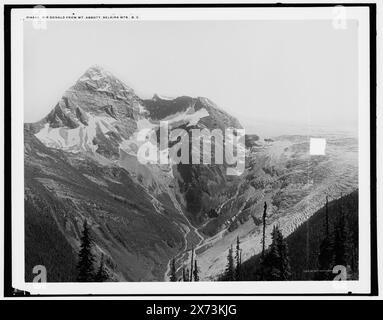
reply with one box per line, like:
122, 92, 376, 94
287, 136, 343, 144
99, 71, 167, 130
24, 66, 358, 281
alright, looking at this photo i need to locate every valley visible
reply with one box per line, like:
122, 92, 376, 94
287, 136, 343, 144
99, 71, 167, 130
24, 66, 358, 282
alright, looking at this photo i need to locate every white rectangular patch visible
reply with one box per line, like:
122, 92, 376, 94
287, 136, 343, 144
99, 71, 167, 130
309, 138, 326, 155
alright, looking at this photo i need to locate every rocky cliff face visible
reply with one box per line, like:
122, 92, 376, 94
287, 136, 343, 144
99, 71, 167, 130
24, 66, 358, 282
24, 66, 244, 281
195, 134, 358, 279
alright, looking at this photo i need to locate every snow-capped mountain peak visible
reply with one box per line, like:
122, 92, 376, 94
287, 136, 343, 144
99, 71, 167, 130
72, 65, 136, 102
28, 66, 244, 159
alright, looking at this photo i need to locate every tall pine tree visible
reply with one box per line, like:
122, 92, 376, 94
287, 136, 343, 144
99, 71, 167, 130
224, 245, 235, 281
262, 202, 267, 258
190, 247, 194, 282
183, 268, 190, 282
259, 202, 268, 280
261, 225, 291, 281
275, 226, 291, 280
193, 260, 199, 282
95, 254, 109, 282
235, 236, 241, 281
170, 258, 177, 282
76, 220, 96, 282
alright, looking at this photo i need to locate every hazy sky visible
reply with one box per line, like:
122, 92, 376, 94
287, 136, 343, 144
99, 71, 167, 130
24, 19, 358, 136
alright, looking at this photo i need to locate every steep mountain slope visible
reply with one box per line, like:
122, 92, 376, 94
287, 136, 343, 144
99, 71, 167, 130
238, 190, 358, 280
142, 94, 243, 227
24, 65, 243, 281
195, 134, 358, 280
25, 129, 185, 281
24, 66, 358, 282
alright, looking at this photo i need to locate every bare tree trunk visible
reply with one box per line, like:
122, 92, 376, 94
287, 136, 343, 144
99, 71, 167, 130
262, 202, 267, 258
325, 196, 329, 237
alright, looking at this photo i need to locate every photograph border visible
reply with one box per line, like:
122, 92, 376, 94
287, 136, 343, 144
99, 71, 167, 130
3, 2, 377, 297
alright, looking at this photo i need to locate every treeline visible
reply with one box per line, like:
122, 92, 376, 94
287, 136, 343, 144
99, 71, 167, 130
76, 191, 358, 282
218, 236, 244, 281
218, 224, 291, 281
219, 191, 358, 281
219, 202, 291, 281
170, 246, 200, 281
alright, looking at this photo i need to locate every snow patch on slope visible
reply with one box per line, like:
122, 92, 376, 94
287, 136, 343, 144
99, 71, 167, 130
35, 115, 116, 153
162, 107, 209, 127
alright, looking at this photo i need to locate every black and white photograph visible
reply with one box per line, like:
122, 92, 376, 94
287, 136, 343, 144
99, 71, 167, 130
3, 2, 379, 298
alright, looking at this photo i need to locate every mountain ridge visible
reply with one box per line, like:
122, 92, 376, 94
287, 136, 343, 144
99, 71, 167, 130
24, 65, 245, 281
24, 66, 358, 282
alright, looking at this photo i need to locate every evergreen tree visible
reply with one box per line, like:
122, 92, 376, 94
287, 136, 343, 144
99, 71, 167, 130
170, 258, 177, 282
259, 202, 268, 280
262, 202, 267, 258
76, 220, 96, 282
325, 196, 329, 237
224, 245, 235, 281
181, 267, 190, 282
261, 226, 280, 280
182, 267, 187, 282
193, 260, 199, 282
262, 225, 291, 280
235, 236, 241, 281
94, 254, 109, 282
190, 246, 194, 282
275, 226, 291, 280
